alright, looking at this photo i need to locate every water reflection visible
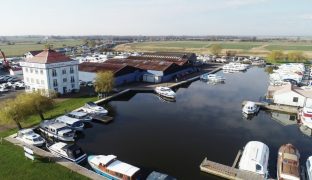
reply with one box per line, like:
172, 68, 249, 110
269, 111, 297, 126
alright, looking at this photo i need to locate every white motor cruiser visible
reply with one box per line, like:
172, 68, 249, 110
155, 87, 176, 99
16, 128, 45, 147
242, 101, 260, 115
47, 142, 87, 163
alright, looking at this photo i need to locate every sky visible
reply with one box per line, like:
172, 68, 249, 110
1, 0, 312, 36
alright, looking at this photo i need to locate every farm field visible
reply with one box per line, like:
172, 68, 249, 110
115, 40, 312, 58
0, 39, 84, 57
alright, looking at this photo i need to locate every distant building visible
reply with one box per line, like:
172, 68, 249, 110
20, 49, 80, 95
78, 62, 142, 86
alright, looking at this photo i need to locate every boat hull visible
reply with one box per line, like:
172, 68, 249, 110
39, 128, 75, 142
48, 146, 86, 164
88, 156, 121, 180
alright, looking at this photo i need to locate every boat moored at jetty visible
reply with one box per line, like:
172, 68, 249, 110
80, 102, 108, 115
39, 120, 76, 142
47, 142, 86, 163
16, 128, 45, 147
200, 73, 225, 82
242, 101, 260, 115
55, 116, 84, 131
66, 111, 92, 122
299, 107, 312, 129
277, 144, 300, 180
88, 155, 141, 180
155, 87, 176, 99
238, 141, 269, 178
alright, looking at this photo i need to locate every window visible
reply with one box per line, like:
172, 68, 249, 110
41, 80, 45, 85
35, 69, 38, 74
25, 68, 29, 73
293, 97, 299, 102
54, 88, 58, 92
71, 84, 75, 88
40, 70, 43, 75
26, 77, 29, 82
62, 69, 66, 74
256, 164, 262, 171
52, 69, 57, 77
53, 79, 58, 87
63, 78, 67, 83
70, 76, 75, 83
31, 78, 34, 83
70, 66, 74, 74
36, 79, 39, 84
30, 68, 33, 73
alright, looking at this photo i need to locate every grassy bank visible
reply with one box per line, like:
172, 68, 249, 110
0, 96, 98, 179
0, 140, 88, 180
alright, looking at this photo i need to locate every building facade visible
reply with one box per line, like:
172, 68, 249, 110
20, 49, 80, 95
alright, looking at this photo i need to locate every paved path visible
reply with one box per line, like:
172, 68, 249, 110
5, 134, 106, 180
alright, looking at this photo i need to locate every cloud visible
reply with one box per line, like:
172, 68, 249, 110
224, 0, 268, 7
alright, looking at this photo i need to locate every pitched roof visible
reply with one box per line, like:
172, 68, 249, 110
28, 50, 42, 56
127, 55, 188, 66
26, 49, 73, 64
78, 62, 128, 74
105, 58, 174, 71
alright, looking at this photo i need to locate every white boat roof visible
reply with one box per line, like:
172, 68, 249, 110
43, 120, 68, 129
91, 155, 117, 166
107, 160, 140, 177
19, 128, 34, 134
57, 116, 81, 124
303, 107, 312, 114
50, 142, 67, 149
245, 101, 256, 106
68, 111, 87, 117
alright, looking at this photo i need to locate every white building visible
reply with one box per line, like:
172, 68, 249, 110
272, 84, 312, 107
20, 49, 80, 95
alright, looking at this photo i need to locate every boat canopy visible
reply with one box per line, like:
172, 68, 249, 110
107, 160, 140, 177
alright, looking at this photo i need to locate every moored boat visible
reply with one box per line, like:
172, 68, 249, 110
242, 101, 260, 115
146, 171, 176, 180
47, 142, 86, 163
238, 141, 269, 178
155, 87, 176, 99
277, 143, 300, 180
200, 73, 225, 82
80, 101, 108, 115
16, 128, 45, 147
299, 107, 312, 129
39, 120, 76, 142
88, 155, 141, 180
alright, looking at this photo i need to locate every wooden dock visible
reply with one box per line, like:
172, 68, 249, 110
91, 114, 113, 123
200, 158, 264, 180
242, 101, 298, 114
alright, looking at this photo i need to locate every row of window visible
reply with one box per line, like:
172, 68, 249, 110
52, 67, 75, 77
26, 77, 45, 85
25, 68, 44, 75
53, 76, 75, 87
54, 84, 76, 92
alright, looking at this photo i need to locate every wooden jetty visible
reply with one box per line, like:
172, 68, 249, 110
200, 158, 264, 180
91, 114, 113, 123
242, 101, 298, 114
5, 134, 105, 180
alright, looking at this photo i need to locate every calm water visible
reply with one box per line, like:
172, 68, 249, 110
77, 67, 312, 180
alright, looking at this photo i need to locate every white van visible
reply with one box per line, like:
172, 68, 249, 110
238, 141, 269, 178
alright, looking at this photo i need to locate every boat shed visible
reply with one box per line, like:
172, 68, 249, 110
272, 83, 312, 107
78, 62, 142, 86
106, 58, 196, 83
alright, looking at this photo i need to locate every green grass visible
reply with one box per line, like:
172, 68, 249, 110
0, 140, 89, 180
0, 39, 84, 57
265, 45, 312, 51
0, 96, 99, 180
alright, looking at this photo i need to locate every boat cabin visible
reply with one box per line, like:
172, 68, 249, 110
238, 141, 269, 177
66, 111, 92, 122
56, 116, 84, 130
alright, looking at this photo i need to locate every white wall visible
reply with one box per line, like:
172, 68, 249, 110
273, 91, 305, 107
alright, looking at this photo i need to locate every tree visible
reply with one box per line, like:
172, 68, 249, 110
226, 50, 237, 57
94, 71, 115, 97
210, 44, 222, 56
27, 92, 55, 121
287, 51, 307, 62
0, 93, 34, 129
267, 50, 285, 63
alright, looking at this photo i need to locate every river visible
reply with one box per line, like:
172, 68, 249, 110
77, 67, 312, 179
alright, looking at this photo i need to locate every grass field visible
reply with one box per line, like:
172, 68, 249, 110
0, 39, 84, 57
115, 41, 312, 58
0, 140, 88, 180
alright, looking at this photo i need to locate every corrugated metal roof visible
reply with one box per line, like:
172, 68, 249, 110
106, 58, 174, 71
78, 62, 128, 74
